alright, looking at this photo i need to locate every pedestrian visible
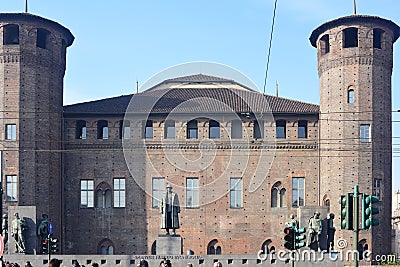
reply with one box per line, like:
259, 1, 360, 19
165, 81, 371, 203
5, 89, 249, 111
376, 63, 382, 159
213, 262, 222, 267
48, 259, 61, 267
24, 262, 33, 267
91, 263, 99, 267
72, 260, 80, 267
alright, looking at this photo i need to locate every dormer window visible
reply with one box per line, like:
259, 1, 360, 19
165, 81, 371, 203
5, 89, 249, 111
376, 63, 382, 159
37, 28, 50, 49
343, 28, 358, 48
3, 24, 19, 45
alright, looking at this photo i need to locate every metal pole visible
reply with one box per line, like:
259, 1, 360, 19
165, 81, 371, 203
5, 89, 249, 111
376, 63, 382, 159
291, 250, 295, 267
353, 0, 357, 14
48, 234, 51, 263
353, 185, 359, 267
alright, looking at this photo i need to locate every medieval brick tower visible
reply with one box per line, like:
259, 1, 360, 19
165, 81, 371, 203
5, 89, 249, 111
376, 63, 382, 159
0, 13, 73, 241
310, 15, 400, 256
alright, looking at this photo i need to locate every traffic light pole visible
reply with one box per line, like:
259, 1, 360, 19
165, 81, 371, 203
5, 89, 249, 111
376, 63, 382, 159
48, 234, 51, 263
353, 185, 359, 267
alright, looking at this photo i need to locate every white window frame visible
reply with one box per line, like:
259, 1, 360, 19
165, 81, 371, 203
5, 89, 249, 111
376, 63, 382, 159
6, 175, 17, 201
5, 124, 16, 140
152, 177, 165, 208
230, 178, 242, 208
186, 178, 199, 208
113, 178, 126, 208
360, 124, 371, 143
292, 177, 305, 207
80, 180, 94, 208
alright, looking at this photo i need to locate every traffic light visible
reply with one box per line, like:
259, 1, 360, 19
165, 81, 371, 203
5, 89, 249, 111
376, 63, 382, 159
295, 227, 306, 249
283, 226, 295, 250
340, 193, 353, 230
361, 193, 379, 229
50, 238, 59, 253
41, 239, 49, 254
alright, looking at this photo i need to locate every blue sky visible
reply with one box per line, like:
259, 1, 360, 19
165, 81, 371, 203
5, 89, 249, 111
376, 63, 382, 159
2, 0, 400, 193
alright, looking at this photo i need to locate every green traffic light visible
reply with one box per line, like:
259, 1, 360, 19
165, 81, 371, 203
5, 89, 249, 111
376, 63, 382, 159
339, 193, 353, 230
295, 227, 306, 249
361, 194, 379, 229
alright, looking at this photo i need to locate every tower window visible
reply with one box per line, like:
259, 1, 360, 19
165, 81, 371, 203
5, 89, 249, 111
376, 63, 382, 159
113, 178, 126, 208
276, 120, 286, 139
373, 28, 384, 49
230, 178, 242, 208
348, 88, 355, 104
292, 177, 305, 207
37, 28, 50, 49
360, 124, 371, 143
298, 120, 308, 139
119, 120, 130, 139
186, 178, 199, 208
209, 120, 220, 139
187, 120, 198, 139
319, 34, 330, 54
343, 28, 358, 48
76, 120, 87, 139
143, 120, 153, 139
80, 180, 94, 208
152, 177, 165, 208
3, 24, 19, 45
164, 120, 175, 139
97, 120, 108, 139
6, 175, 18, 201
5, 124, 17, 140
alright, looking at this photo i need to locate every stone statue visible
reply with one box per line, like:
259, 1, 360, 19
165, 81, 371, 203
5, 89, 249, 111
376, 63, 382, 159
306, 211, 322, 251
37, 214, 49, 241
2, 214, 8, 252
327, 213, 336, 251
160, 184, 180, 235
11, 212, 27, 253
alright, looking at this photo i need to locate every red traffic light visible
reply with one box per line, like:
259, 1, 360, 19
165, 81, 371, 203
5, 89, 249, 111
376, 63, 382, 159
284, 227, 293, 235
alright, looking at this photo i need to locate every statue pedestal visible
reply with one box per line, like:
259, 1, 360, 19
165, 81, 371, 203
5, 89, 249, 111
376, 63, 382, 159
156, 235, 182, 255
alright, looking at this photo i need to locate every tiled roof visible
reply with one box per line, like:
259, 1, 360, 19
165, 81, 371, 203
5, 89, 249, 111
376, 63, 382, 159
64, 87, 319, 115
164, 74, 235, 83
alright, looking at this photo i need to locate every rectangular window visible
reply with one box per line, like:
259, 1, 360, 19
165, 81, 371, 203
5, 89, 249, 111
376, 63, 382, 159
37, 28, 50, 49
231, 120, 242, 139
113, 178, 126, 208
152, 177, 165, 208
360, 124, 371, 143
276, 120, 286, 139
292, 177, 305, 207
119, 120, 130, 139
343, 28, 358, 48
373, 28, 384, 49
80, 180, 94, 208
144, 120, 153, 139
187, 120, 198, 139
5, 124, 16, 140
209, 120, 220, 139
97, 120, 108, 139
6, 175, 17, 201
186, 178, 199, 208
298, 120, 307, 139
164, 120, 175, 139
76, 120, 86, 139
373, 178, 382, 200
230, 178, 242, 208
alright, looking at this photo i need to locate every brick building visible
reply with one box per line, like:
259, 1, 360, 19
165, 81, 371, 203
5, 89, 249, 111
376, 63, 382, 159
0, 11, 398, 258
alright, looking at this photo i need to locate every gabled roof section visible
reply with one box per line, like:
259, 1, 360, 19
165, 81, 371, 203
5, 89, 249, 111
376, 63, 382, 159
64, 88, 319, 116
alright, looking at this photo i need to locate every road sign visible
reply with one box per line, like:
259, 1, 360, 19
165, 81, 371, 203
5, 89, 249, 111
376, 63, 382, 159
0, 235, 4, 257
48, 222, 54, 234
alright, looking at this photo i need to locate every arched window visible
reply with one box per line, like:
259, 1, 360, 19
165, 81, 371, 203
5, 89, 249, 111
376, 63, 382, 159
76, 120, 87, 139
373, 28, 384, 49
98, 239, 114, 255
348, 88, 355, 104
319, 34, 329, 55
271, 182, 286, 208
207, 239, 221, 255
37, 28, 50, 49
3, 24, 19, 45
96, 182, 112, 208
343, 27, 358, 48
